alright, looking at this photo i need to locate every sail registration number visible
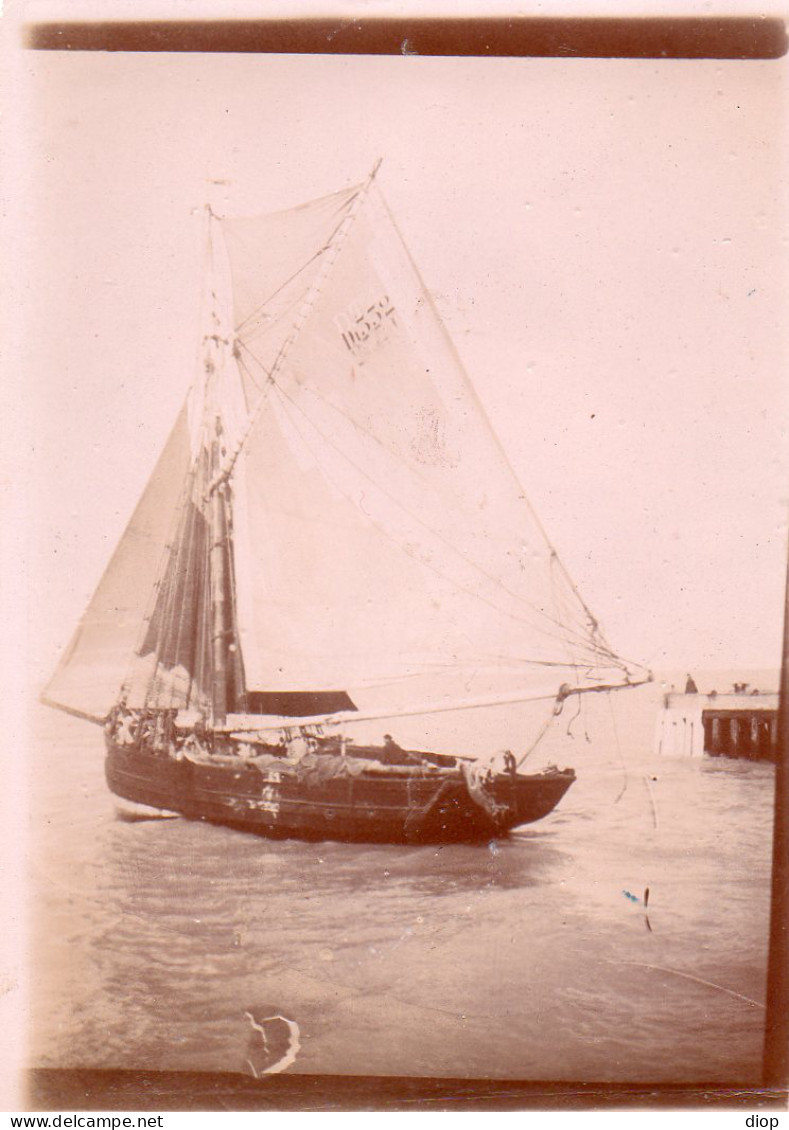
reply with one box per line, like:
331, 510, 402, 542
334, 296, 397, 361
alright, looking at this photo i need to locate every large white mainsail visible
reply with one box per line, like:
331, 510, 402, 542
45, 170, 645, 730
220, 175, 641, 714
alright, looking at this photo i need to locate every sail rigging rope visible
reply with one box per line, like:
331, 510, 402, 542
515, 699, 561, 768
223, 180, 364, 335
236, 276, 325, 353
234, 243, 329, 338
231, 188, 365, 339
234, 340, 270, 392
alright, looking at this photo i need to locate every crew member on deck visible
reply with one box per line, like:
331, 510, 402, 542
162, 708, 178, 754
104, 699, 123, 737
383, 733, 420, 764
285, 733, 310, 762
106, 698, 137, 745
183, 715, 211, 758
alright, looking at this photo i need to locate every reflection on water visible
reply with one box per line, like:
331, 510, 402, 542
29, 698, 773, 1083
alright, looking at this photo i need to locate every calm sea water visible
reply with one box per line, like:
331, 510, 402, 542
27, 674, 775, 1084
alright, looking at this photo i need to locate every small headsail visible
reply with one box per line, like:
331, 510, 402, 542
42, 405, 193, 721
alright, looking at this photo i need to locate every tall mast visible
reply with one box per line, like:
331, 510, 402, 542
203, 205, 235, 727
209, 416, 230, 725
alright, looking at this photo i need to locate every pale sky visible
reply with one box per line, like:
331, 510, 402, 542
16, 46, 789, 687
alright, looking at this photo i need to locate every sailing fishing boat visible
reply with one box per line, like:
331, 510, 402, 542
44, 164, 647, 844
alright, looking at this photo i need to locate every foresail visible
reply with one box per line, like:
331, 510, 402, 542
43, 405, 192, 721
220, 184, 640, 711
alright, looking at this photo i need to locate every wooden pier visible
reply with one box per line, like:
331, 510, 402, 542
656, 691, 778, 760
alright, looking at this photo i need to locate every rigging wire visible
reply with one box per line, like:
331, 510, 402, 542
234, 243, 330, 337
230, 186, 365, 339
549, 553, 619, 668
221, 181, 362, 344
237, 278, 322, 353
515, 699, 563, 768
564, 689, 583, 738
234, 343, 269, 392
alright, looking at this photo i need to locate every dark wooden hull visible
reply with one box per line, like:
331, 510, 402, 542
105, 740, 575, 844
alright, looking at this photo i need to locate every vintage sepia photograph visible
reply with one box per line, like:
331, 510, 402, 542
8, 10, 788, 1111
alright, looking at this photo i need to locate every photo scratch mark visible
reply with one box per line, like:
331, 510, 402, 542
622, 887, 653, 931
244, 1010, 301, 1077
643, 774, 660, 829
606, 961, 765, 1009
